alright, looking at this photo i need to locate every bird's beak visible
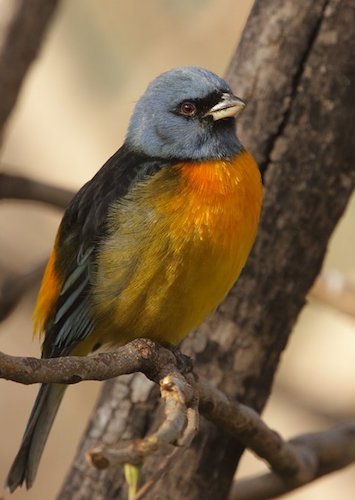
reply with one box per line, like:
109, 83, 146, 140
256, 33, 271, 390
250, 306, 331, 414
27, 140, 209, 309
204, 93, 245, 121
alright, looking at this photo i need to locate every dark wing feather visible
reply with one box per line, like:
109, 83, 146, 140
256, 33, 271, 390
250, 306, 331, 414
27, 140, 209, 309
42, 145, 168, 358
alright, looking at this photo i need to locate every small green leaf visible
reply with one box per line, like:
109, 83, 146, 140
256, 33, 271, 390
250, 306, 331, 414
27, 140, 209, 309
124, 463, 141, 500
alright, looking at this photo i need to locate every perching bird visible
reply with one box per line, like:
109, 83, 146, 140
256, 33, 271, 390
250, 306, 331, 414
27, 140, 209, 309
6, 66, 262, 491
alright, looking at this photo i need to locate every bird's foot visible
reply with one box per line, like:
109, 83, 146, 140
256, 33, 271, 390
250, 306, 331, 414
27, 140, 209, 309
169, 345, 193, 374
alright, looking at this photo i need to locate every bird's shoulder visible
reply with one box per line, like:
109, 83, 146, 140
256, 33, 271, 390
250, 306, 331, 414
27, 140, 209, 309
59, 144, 170, 252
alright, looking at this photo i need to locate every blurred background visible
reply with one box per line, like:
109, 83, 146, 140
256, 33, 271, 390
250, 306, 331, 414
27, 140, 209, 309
0, 0, 354, 498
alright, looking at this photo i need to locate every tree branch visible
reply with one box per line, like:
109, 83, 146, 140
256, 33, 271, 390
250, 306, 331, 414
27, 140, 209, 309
88, 373, 197, 468
1, 339, 354, 498
0, 339, 176, 385
0, 171, 74, 209
230, 423, 355, 500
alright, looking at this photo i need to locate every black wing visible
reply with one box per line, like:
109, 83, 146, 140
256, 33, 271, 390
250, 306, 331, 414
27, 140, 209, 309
42, 144, 169, 357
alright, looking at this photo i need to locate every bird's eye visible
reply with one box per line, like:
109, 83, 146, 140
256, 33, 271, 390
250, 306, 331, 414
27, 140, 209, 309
180, 101, 197, 117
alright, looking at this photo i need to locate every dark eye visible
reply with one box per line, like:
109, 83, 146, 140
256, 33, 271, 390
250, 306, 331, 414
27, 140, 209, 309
180, 101, 197, 117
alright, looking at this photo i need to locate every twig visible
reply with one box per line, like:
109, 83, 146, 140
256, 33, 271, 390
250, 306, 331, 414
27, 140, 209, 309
134, 387, 199, 500
0, 172, 74, 209
230, 422, 355, 500
134, 449, 177, 500
87, 372, 195, 468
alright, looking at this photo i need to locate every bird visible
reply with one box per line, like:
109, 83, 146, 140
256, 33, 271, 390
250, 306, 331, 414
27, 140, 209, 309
6, 66, 263, 492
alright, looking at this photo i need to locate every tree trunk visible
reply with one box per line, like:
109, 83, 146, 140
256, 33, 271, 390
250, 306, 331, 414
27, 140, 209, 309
58, 0, 355, 498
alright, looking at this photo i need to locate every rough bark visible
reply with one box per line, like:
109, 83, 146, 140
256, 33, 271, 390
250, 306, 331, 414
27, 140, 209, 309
58, 0, 355, 498
0, 0, 59, 144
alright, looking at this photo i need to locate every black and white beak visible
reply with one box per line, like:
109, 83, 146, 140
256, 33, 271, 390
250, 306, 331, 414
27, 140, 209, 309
204, 93, 245, 121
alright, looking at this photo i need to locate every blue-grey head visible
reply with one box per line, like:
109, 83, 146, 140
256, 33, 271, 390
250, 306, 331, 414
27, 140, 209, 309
126, 67, 245, 161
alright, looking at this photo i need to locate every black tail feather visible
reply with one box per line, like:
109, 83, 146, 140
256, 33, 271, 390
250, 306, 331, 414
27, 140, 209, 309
6, 384, 66, 492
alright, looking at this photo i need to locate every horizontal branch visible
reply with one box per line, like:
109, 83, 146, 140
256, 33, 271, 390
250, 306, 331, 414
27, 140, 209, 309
2, 338, 354, 498
0, 339, 176, 385
230, 422, 355, 500
0, 171, 74, 209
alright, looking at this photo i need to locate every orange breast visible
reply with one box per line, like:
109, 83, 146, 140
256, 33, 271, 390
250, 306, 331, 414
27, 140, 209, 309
95, 149, 263, 346
173, 150, 262, 255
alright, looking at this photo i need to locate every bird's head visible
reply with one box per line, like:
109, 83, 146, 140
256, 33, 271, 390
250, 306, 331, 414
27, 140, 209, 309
126, 67, 245, 161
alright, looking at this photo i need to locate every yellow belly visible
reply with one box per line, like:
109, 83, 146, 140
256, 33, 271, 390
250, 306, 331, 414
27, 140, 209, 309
94, 150, 262, 346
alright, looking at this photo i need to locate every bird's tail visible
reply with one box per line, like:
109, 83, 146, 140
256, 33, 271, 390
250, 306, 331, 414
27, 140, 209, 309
6, 383, 66, 492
